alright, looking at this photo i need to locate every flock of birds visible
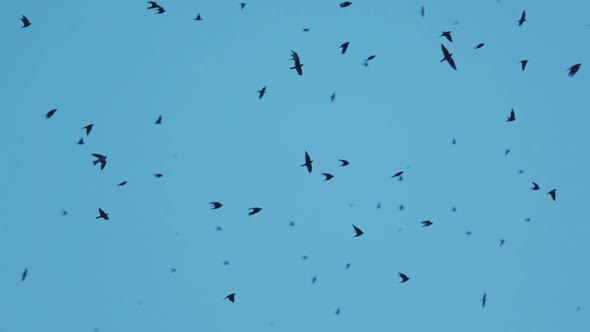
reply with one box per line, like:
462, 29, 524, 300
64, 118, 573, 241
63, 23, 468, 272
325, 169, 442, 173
12, 1, 585, 328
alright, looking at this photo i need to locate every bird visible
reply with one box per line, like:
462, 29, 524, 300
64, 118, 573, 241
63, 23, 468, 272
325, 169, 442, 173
96, 208, 109, 220
45, 109, 57, 119
398, 273, 410, 283
225, 293, 235, 303
147, 1, 159, 9
62, 210, 68, 216
302, 28, 310, 32
155, 115, 162, 124
21, 268, 28, 281
257, 86, 266, 99
340, 1, 352, 7
21, 16, 31, 28
363, 55, 376, 67
352, 224, 364, 237
506, 109, 516, 122
440, 44, 457, 70
339, 42, 350, 54
500, 239, 505, 247
240, 3, 246, 10
335, 308, 341, 315
504, 149, 511, 156
481, 292, 487, 308
420, 6, 425, 18
338, 159, 349, 166
519, 60, 528, 71
117, 181, 127, 186
568, 64, 581, 77
155, 6, 166, 14
531, 182, 540, 190
210, 202, 223, 209
322, 173, 334, 181
82, 124, 94, 135
518, 10, 526, 26
290, 51, 303, 76
452, 138, 457, 145
440, 31, 453, 42
289, 221, 295, 226
376, 202, 381, 209
391, 171, 403, 178
345, 263, 351, 270
154, 173, 163, 178
312, 276, 317, 284
547, 189, 557, 201
451, 206, 457, 212
91, 153, 107, 170
194, 14, 202, 21
248, 207, 262, 215
77, 138, 85, 145
421, 220, 433, 227
474, 43, 485, 49
301, 151, 313, 173
330, 92, 336, 102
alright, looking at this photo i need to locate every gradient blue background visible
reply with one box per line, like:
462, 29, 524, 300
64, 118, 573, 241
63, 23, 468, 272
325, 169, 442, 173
1, 1, 588, 331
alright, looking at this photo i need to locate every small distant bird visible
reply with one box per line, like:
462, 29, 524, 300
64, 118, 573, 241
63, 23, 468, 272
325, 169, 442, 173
302, 255, 308, 260
82, 124, 94, 135
363, 55, 376, 66
506, 109, 516, 122
62, 210, 68, 216
505, 149, 511, 156
518, 10, 526, 26
21, 15, 31, 28
257, 86, 266, 99
440, 44, 457, 70
117, 181, 127, 186
290, 51, 303, 76
525, 217, 531, 222
96, 208, 109, 220
481, 292, 487, 308
155, 115, 162, 124
45, 109, 57, 119
21, 268, 28, 281
352, 224, 364, 237
474, 43, 485, 49
194, 14, 202, 21
499, 239, 505, 247
322, 173, 334, 181
289, 221, 295, 226
376, 202, 381, 209
91, 153, 107, 170
225, 293, 235, 303
335, 308, 341, 315
147, 1, 159, 9
210, 202, 223, 210
451, 206, 457, 212
452, 138, 457, 145
339, 42, 350, 54
466, 231, 472, 235
345, 263, 351, 270
340, 1, 352, 7
547, 189, 557, 201
531, 182, 540, 190
240, 3, 246, 10
223, 261, 229, 266
420, 6, 425, 18
302, 28, 310, 32
77, 138, 84, 145
519, 60, 528, 71
440, 31, 453, 42
330, 92, 336, 102
312, 276, 317, 284
154, 173, 163, 178
156, 6, 166, 14
338, 159, 349, 166
399, 204, 404, 211
216, 226, 222, 231
398, 273, 410, 283
302, 151, 313, 173
421, 220, 433, 227
248, 207, 262, 215
391, 171, 403, 179
568, 64, 581, 77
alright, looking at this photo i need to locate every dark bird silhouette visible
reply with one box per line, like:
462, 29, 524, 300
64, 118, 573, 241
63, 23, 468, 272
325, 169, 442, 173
505, 149, 511, 156
335, 308, 341, 315
210, 202, 223, 210
363, 55, 376, 67
21, 16, 31, 28
21, 268, 28, 281
352, 224, 364, 237
117, 181, 127, 186
155, 6, 166, 14
518, 10, 526, 26
248, 207, 262, 215
391, 171, 403, 178
62, 210, 68, 216
290, 51, 303, 76
500, 239, 505, 247
96, 208, 109, 220
345, 263, 351, 270
302, 28, 310, 32
302, 151, 313, 173
225, 293, 235, 303
194, 14, 202, 21
420, 6, 425, 18
322, 173, 334, 181
257, 86, 266, 99
377, 202, 381, 209
547, 189, 557, 201
91, 153, 107, 170
339, 42, 350, 54
147, 1, 159, 9
240, 3, 246, 10
338, 159, 349, 166
154, 173, 163, 178
481, 292, 487, 308
398, 204, 404, 210
506, 109, 516, 122
474, 43, 485, 49
531, 182, 540, 190
421, 220, 433, 227
77, 138, 84, 145
312, 276, 317, 284
340, 1, 352, 7
440, 31, 453, 42
452, 138, 457, 145
155, 115, 162, 124
82, 124, 94, 135
45, 109, 57, 119
289, 221, 295, 226
440, 44, 457, 70
398, 273, 410, 283
568, 64, 581, 77
519, 60, 528, 71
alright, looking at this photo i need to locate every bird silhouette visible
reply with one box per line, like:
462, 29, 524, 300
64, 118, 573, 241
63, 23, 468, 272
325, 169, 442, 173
391, 171, 403, 178
312, 276, 317, 284
302, 28, 310, 32
322, 173, 334, 181
345, 263, 351, 270
154, 173, 163, 178
568, 64, 581, 77
506, 109, 516, 122
339, 42, 350, 54
82, 124, 94, 135
519, 60, 528, 71
302, 151, 313, 173
352, 224, 364, 237
147, 1, 159, 9
155, 6, 165, 14
117, 181, 127, 186
518, 10, 526, 26
77, 138, 84, 145
547, 189, 557, 201
257, 86, 266, 99
340, 1, 352, 7
248, 207, 262, 215
338, 159, 349, 166
96, 208, 109, 220
363, 55, 376, 67
21, 268, 28, 281
194, 14, 202, 21
21, 15, 31, 28
91, 153, 107, 170
398, 273, 410, 283
210, 202, 223, 209
531, 182, 540, 190
330, 92, 336, 102
155, 115, 162, 124
474, 43, 485, 49
420, 6, 425, 18
499, 239, 505, 247
240, 3, 246, 10
481, 292, 487, 308
421, 220, 433, 227
440, 31, 453, 42
335, 308, 341, 315
225, 293, 235, 303
440, 44, 457, 70
290, 51, 303, 76
45, 109, 57, 119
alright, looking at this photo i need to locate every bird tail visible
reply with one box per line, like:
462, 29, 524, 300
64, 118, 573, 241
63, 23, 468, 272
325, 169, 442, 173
93, 160, 99, 165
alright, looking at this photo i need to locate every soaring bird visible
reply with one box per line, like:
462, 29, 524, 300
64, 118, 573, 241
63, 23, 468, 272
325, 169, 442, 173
339, 42, 350, 54
519, 60, 528, 71
568, 64, 581, 77
96, 208, 109, 220
248, 207, 262, 215
290, 51, 303, 76
322, 173, 334, 181
240, 3, 246, 10
257, 86, 266, 99
225, 293, 235, 303
440, 44, 457, 70
398, 273, 410, 283
194, 14, 202, 21
77, 138, 85, 145
45, 109, 57, 119
518, 10, 526, 26
155, 115, 162, 124
338, 159, 349, 166
302, 151, 313, 173
474, 43, 485, 49
91, 153, 107, 170
82, 124, 94, 135
506, 109, 516, 122
155, 6, 166, 14
330, 92, 336, 102
117, 181, 127, 186
147, 1, 159, 9
421, 220, 433, 227
440, 31, 452, 42
481, 292, 487, 308
352, 224, 364, 237
499, 239, 505, 247
345, 263, 351, 270
21, 268, 28, 281
210, 202, 223, 210
391, 171, 403, 178
21, 15, 31, 28
340, 1, 352, 7
531, 182, 540, 190
363, 55, 376, 66
547, 189, 557, 201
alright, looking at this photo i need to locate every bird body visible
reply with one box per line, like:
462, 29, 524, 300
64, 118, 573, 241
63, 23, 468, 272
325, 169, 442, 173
322, 173, 334, 181
339, 42, 350, 54
91, 153, 107, 170
440, 44, 457, 70
506, 109, 516, 122
290, 51, 303, 75
96, 208, 109, 220
398, 273, 410, 283
21, 15, 31, 28
45, 109, 57, 119
258, 86, 266, 99
352, 224, 364, 237
440, 31, 453, 42
248, 207, 262, 215
302, 151, 313, 173
568, 64, 581, 77
547, 189, 557, 201
340, 1, 352, 7
225, 293, 235, 303
210, 202, 223, 209
518, 10, 526, 26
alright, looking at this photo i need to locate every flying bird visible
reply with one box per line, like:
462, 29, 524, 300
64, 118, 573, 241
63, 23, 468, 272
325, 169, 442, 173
345, 263, 351, 270
398, 273, 410, 283
96, 208, 109, 220
155, 115, 162, 124
77, 138, 84, 145
155, 6, 166, 14
519, 60, 528, 71
225, 293, 235, 303
154, 173, 163, 178
363, 55, 376, 66
240, 3, 246, 10
45, 109, 57, 119
391, 171, 403, 178
290, 51, 303, 76
499, 239, 505, 247
474, 43, 485, 49
302, 151, 313, 173
506, 109, 516, 122
248, 207, 262, 215
547, 189, 557, 201
82, 124, 94, 135
257, 86, 266, 99
210, 202, 223, 210
147, 1, 159, 9
335, 308, 341, 315
531, 182, 540, 190
568, 64, 581, 77
330, 92, 336, 102
339, 42, 350, 54
352, 224, 364, 237
302, 28, 310, 32
117, 181, 127, 186
481, 292, 487, 308
440, 31, 452, 42
440, 44, 457, 70
21, 16, 31, 28
420, 6, 425, 18
21, 268, 28, 281
194, 14, 202, 21
340, 1, 352, 7
312, 276, 317, 284
91, 153, 107, 170
322, 173, 334, 181
452, 138, 457, 145
421, 220, 433, 227
338, 159, 349, 166
518, 10, 526, 26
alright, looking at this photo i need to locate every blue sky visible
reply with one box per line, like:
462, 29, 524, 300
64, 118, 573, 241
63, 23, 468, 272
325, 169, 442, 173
1, 0, 589, 331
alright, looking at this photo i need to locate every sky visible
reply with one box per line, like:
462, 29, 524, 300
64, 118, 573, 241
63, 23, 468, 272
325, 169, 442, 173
1, 0, 589, 331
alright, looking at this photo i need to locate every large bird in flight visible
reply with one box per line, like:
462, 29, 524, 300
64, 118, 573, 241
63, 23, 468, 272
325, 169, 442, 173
21, 15, 31, 28
568, 64, 581, 77
398, 273, 410, 283
440, 44, 456, 70
506, 109, 516, 122
45, 109, 57, 119
440, 31, 452, 42
96, 208, 109, 220
518, 10, 526, 26
91, 153, 107, 170
290, 51, 303, 76
339, 42, 350, 54
225, 293, 235, 303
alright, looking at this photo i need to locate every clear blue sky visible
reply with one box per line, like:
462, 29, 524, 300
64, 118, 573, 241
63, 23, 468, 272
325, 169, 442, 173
1, 1, 588, 331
